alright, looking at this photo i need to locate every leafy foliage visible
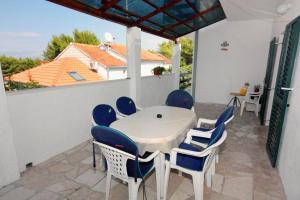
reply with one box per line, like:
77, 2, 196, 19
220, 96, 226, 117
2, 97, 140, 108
43, 34, 74, 60
43, 29, 101, 60
4, 80, 42, 91
0, 56, 41, 77
73, 29, 100, 45
158, 37, 193, 89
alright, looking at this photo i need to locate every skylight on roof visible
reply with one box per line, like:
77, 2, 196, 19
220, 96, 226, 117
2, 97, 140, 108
69, 71, 85, 81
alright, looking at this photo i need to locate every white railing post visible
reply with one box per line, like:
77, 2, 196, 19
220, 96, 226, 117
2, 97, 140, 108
0, 65, 20, 187
172, 40, 181, 90
126, 27, 142, 105
192, 30, 200, 98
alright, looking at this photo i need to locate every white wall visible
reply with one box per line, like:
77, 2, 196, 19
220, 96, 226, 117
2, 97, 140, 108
5, 73, 175, 173
270, 1, 300, 199
141, 74, 175, 107
57, 45, 93, 66
194, 19, 273, 104
6, 80, 129, 172
0, 71, 19, 187
108, 68, 127, 80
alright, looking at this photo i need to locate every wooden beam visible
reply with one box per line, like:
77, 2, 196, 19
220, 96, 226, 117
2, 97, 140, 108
100, 0, 120, 13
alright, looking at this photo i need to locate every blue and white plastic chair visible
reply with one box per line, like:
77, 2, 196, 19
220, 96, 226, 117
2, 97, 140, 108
166, 89, 194, 110
116, 96, 142, 117
92, 104, 117, 168
164, 123, 227, 200
92, 126, 161, 200
190, 106, 234, 146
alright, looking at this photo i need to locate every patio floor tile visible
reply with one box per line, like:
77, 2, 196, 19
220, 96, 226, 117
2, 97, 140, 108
0, 103, 287, 200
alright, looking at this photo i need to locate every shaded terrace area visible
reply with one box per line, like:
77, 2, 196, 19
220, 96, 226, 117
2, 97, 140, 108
0, 103, 285, 200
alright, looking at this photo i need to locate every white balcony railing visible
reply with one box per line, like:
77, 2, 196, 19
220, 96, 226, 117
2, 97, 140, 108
5, 74, 175, 172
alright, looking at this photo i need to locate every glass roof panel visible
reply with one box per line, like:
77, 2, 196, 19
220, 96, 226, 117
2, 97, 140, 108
75, 0, 102, 9
117, 0, 155, 17
165, 1, 196, 19
149, 13, 177, 28
49, 0, 226, 40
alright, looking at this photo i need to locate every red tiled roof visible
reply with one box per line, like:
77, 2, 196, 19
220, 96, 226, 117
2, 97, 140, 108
8, 57, 103, 87
109, 44, 171, 63
73, 43, 127, 68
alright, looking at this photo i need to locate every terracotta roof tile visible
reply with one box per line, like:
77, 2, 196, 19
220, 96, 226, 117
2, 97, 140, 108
9, 57, 103, 87
73, 43, 127, 68
109, 43, 171, 63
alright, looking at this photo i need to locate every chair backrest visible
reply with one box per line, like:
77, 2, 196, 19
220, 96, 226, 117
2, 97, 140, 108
91, 126, 138, 180
215, 106, 235, 127
116, 96, 137, 116
92, 104, 117, 126
166, 89, 194, 110
208, 123, 226, 147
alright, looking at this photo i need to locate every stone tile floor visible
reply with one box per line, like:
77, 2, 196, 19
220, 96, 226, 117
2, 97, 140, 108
0, 103, 286, 200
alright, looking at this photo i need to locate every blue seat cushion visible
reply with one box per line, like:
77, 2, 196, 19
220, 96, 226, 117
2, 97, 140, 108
116, 96, 137, 116
127, 152, 154, 178
176, 143, 206, 171
215, 106, 234, 127
191, 136, 210, 144
92, 104, 117, 126
193, 127, 211, 132
166, 89, 194, 110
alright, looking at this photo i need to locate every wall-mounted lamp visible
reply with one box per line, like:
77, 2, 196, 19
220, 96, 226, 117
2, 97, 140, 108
277, 3, 292, 15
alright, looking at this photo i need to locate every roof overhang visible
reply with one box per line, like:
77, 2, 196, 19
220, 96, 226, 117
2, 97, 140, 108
47, 0, 226, 41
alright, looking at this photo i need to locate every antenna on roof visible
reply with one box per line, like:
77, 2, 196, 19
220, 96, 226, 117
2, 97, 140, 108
104, 32, 114, 43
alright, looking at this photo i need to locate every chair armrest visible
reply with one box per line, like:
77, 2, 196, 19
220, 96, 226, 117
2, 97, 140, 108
170, 147, 211, 164
197, 118, 217, 128
92, 120, 97, 127
116, 112, 126, 119
136, 106, 143, 111
185, 129, 213, 144
138, 150, 160, 162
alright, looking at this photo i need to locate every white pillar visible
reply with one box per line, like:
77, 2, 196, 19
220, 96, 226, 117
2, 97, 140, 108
172, 41, 181, 89
126, 27, 142, 105
0, 67, 20, 187
192, 31, 200, 98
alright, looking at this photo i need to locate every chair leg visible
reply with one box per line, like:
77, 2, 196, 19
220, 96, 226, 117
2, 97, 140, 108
105, 173, 112, 200
205, 166, 212, 188
93, 142, 96, 168
216, 153, 219, 164
128, 180, 139, 200
154, 156, 161, 200
163, 162, 171, 200
192, 173, 204, 200
240, 101, 245, 116
211, 157, 216, 176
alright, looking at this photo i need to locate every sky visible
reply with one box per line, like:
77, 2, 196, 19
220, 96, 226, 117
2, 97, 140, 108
0, 0, 168, 58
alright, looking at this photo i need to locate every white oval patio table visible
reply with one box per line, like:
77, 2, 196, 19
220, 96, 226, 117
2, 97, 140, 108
110, 105, 197, 198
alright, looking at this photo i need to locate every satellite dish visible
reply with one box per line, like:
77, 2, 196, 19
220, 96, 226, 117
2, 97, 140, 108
104, 32, 114, 43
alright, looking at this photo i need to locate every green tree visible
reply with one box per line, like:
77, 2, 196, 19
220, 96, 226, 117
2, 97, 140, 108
0, 56, 41, 77
158, 37, 193, 89
43, 34, 74, 60
43, 29, 101, 60
73, 29, 100, 45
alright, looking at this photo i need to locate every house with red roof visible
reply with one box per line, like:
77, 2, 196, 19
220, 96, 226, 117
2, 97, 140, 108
8, 57, 103, 87
56, 43, 171, 80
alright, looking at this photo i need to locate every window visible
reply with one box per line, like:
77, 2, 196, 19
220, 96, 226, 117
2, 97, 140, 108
68, 71, 85, 81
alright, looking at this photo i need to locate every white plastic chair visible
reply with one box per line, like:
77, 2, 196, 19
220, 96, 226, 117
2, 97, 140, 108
164, 129, 227, 200
92, 125, 161, 200
94, 141, 161, 200
240, 92, 261, 116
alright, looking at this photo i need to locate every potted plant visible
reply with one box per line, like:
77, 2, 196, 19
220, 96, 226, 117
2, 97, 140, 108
254, 84, 260, 92
152, 66, 166, 76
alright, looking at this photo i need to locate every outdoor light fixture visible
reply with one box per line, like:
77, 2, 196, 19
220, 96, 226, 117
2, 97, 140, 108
277, 3, 292, 15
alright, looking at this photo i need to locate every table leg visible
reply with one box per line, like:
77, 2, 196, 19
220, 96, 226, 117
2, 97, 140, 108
160, 153, 165, 199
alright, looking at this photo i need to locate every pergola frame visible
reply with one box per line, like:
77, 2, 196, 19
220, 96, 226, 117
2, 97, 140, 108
47, 0, 226, 41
